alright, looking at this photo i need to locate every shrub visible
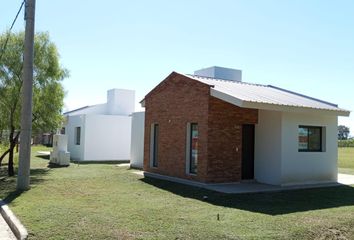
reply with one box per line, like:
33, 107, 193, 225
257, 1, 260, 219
338, 139, 354, 147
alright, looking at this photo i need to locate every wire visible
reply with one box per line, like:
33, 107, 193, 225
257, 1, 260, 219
0, 0, 26, 62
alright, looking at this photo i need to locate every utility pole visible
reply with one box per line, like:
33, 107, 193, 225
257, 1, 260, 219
17, 0, 36, 191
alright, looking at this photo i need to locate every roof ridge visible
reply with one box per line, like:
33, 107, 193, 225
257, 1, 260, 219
186, 74, 268, 87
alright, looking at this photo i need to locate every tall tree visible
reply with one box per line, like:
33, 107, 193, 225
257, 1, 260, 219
338, 125, 350, 140
0, 31, 68, 176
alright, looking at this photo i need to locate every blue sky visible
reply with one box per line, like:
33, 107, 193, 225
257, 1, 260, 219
1, 0, 354, 132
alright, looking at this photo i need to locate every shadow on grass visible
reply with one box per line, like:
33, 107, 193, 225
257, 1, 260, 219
35, 154, 50, 160
35, 154, 71, 168
71, 160, 130, 165
0, 168, 50, 205
47, 163, 70, 168
141, 177, 354, 215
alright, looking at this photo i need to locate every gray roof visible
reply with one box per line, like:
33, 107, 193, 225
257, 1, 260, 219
183, 73, 349, 116
63, 106, 90, 115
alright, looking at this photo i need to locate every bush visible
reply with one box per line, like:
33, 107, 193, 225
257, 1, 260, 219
338, 139, 354, 147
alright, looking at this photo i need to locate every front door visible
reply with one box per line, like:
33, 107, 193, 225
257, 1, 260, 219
242, 124, 255, 180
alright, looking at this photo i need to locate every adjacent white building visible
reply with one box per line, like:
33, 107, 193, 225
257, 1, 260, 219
130, 111, 145, 169
64, 89, 134, 161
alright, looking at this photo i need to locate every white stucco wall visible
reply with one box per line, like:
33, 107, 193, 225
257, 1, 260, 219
281, 112, 338, 185
66, 115, 85, 160
83, 115, 132, 161
255, 109, 338, 186
130, 112, 145, 168
255, 110, 282, 185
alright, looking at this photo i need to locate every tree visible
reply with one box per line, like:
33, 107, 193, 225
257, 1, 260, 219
338, 125, 350, 140
0, 31, 68, 176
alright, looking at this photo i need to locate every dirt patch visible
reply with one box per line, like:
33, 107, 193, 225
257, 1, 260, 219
313, 227, 349, 240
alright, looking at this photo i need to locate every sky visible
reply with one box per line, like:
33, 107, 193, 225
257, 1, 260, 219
1, 0, 354, 134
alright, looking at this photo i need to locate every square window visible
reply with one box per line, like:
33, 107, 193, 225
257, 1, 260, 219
298, 126, 322, 152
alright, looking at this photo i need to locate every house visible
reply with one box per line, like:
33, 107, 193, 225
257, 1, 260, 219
64, 89, 134, 161
32, 132, 53, 146
141, 66, 350, 186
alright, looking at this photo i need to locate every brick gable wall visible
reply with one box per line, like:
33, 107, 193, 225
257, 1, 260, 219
143, 73, 210, 182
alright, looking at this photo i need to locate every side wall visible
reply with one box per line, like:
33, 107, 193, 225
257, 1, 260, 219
66, 115, 85, 161
130, 112, 145, 168
83, 115, 132, 161
254, 110, 338, 186
144, 74, 210, 182
254, 110, 282, 185
281, 112, 338, 185
207, 97, 258, 183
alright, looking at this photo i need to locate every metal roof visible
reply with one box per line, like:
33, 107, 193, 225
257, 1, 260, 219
183, 73, 350, 116
63, 105, 91, 115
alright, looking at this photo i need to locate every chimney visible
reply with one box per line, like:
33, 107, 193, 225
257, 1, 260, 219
106, 89, 135, 116
194, 66, 242, 82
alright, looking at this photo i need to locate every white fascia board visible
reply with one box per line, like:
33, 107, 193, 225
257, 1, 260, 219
242, 101, 350, 117
210, 88, 350, 116
210, 89, 243, 107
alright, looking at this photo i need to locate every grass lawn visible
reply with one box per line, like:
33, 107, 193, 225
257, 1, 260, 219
0, 146, 353, 239
338, 147, 354, 175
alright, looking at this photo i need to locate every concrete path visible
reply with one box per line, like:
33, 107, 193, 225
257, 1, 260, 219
0, 214, 16, 240
142, 171, 354, 194
206, 174, 354, 194
338, 173, 354, 185
36, 151, 50, 155
204, 181, 342, 194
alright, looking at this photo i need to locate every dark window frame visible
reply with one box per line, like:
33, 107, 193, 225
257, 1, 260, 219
75, 127, 81, 145
152, 124, 159, 167
189, 123, 198, 174
298, 125, 322, 152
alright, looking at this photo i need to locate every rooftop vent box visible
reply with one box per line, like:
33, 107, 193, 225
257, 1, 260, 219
194, 66, 242, 82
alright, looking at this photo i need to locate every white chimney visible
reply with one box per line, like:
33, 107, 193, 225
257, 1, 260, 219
106, 89, 135, 116
194, 66, 242, 82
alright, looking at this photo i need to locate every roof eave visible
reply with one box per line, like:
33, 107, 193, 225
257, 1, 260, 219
210, 89, 350, 116
210, 89, 243, 107
242, 101, 350, 116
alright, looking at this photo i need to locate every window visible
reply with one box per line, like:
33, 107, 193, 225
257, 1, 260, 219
186, 123, 198, 174
150, 124, 159, 167
75, 127, 81, 145
298, 126, 322, 152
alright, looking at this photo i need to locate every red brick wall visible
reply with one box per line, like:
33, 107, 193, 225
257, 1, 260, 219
143, 73, 210, 182
206, 96, 258, 183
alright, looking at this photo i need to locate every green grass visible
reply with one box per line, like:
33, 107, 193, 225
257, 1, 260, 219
0, 146, 353, 239
338, 147, 354, 174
